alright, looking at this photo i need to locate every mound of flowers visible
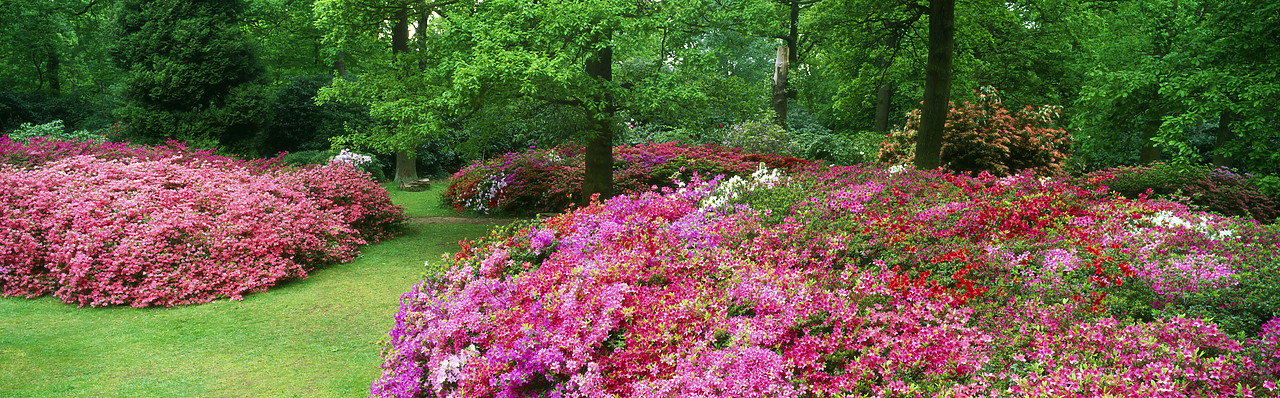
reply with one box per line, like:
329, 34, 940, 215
373, 164, 1280, 397
0, 139, 404, 307
1081, 163, 1278, 224
443, 142, 808, 215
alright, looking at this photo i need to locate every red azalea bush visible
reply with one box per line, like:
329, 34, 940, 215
444, 142, 809, 215
879, 86, 1072, 176
373, 165, 1280, 397
0, 142, 404, 307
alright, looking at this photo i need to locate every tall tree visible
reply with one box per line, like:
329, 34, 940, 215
318, 0, 745, 202
111, 0, 269, 154
913, 0, 954, 170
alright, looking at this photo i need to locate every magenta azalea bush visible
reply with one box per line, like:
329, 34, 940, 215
0, 139, 404, 307
443, 142, 808, 215
375, 165, 1280, 397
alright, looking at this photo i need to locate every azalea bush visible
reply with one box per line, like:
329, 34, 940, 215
374, 164, 1280, 397
443, 142, 807, 215
1083, 163, 1279, 224
879, 86, 1072, 176
0, 140, 404, 307
0, 135, 285, 174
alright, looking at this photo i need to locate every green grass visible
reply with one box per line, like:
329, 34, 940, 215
382, 181, 473, 218
0, 198, 501, 397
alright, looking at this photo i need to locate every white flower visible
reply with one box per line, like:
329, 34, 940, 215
887, 164, 907, 174
330, 149, 372, 167
700, 165, 788, 209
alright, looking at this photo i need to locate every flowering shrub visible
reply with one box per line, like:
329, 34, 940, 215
0, 135, 285, 174
879, 86, 1072, 176
374, 164, 1280, 397
444, 142, 807, 215
331, 149, 374, 167
1084, 163, 1279, 224
7, 120, 111, 143
0, 144, 403, 307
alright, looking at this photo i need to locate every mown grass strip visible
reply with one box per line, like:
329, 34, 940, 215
0, 222, 495, 398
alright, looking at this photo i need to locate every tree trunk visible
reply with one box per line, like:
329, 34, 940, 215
581, 35, 614, 205
334, 51, 347, 78
46, 51, 60, 94
873, 33, 898, 133
873, 82, 894, 133
417, 10, 431, 71
914, 0, 955, 170
395, 148, 418, 181
392, 9, 409, 54
1212, 110, 1236, 168
1139, 123, 1161, 165
391, 8, 418, 181
772, 46, 790, 127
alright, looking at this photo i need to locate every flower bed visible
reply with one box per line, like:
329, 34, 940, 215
374, 165, 1280, 397
0, 139, 404, 307
443, 142, 808, 215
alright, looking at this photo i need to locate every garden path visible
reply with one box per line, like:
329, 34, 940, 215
406, 216, 521, 225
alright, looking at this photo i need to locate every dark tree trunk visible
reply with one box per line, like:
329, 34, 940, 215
581, 36, 614, 205
914, 0, 955, 170
334, 51, 347, 77
391, 8, 418, 182
873, 33, 899, 133
46, 51, 60, 94
873, 82, 894, 133
391, 9, 410, 54
417, 10, 431, 71
1212, 110, 1237, 168
1139, 123, 1161, 165
772, 46, 790, 127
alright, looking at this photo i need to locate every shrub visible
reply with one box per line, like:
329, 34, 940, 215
0, 135, 285, 174
374, 164, 1279, 397
720, 118, 802, 157
879, 86, 1072, 176
1084, 163, 1279, 224
7, 120, 112, 143
0, 141, 403, 307
443, 142, 804, 215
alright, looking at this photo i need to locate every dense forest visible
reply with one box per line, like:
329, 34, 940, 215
2, 0, 1276, 190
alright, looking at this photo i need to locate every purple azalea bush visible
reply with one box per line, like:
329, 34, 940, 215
443, 142, 808, 215
375, 164, 1280, 397
0, 137, 404, 307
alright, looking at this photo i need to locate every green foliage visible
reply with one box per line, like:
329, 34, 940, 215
722, 118, 802, 157
260, 74, 371, 155
1085, 163, 1278, 224
0, 90, 112, 135
110, 0, 269, 156
7, 120, 108, 143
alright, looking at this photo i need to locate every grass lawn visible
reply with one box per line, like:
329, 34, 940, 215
0, 193, 502, 397
382, 181, 475, 218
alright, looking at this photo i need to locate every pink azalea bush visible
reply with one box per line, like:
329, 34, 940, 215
443, 142, 809, 215
373, 164, 1280, 397
0, 140, 404, 307
0, 135, 285, 174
